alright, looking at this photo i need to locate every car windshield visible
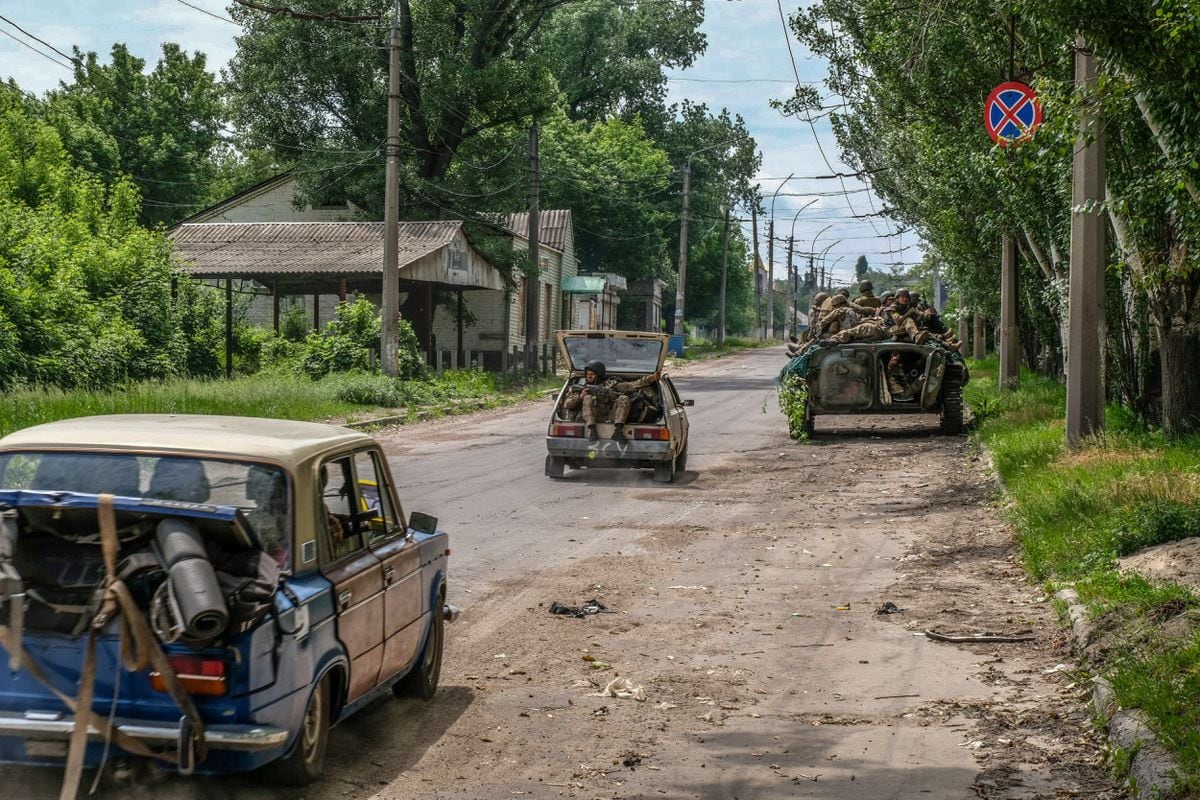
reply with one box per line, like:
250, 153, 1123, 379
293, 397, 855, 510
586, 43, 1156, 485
563, 336, 664, 373
0, 451, 292, 557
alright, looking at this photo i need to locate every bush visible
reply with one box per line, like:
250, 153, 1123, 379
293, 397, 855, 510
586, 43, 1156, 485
1114, 501, 1200, 556
300, 297, 382, 379
329, 373, 408, 407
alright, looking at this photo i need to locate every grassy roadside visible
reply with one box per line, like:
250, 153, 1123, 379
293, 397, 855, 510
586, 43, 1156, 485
676, 335, 776, 360
965, 357, 1200, 791
0, 368, 561, 437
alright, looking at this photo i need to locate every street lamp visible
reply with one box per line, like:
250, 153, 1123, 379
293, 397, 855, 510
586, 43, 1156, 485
764, 173, 795, 339
788, 199, 818, 336
674, 137, 742, 338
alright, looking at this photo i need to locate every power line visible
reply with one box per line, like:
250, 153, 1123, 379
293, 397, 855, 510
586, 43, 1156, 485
0, 26, 72, 71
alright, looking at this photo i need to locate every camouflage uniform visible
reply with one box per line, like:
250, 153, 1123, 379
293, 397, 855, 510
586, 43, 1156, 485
563, 373, 659, 426
831, 318, 889, 344
815, 295, 861, 337
856, 281, 882, 309
880, 301, 926, 343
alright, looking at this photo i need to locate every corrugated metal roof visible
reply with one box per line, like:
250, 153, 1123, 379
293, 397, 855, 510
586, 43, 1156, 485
169, 221, 464, 276
504, 210, 571, 253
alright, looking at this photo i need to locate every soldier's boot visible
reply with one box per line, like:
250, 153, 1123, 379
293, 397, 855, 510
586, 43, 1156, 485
612, 423, 627, 442
586, 425, 599, 443
914, 330, 931, 345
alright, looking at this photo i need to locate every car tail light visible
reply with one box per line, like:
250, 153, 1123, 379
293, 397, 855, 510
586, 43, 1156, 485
551, 423, 584, 437
633, 427, 670, 441
151, 656, 228, 696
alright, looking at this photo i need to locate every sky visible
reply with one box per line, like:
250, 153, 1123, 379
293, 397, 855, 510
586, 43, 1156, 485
0, 0, 920, 286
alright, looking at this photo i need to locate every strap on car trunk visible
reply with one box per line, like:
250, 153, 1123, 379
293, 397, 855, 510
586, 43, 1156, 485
0, 495, 211, 800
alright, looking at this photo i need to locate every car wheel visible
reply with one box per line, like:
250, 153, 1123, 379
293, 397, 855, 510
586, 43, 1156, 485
653, 457, 676, 483
545, 455, 566, 479
940, 363, 965, 435
675, 442, 688, 472
396, 593, 444, 700
263, 675, 330, 785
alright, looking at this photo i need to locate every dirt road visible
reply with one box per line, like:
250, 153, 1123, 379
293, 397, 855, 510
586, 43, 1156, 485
8, 346, 1115, 799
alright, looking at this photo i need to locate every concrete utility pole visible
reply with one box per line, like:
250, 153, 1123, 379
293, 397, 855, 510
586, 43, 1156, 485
973, 313, 986, 360
999, 234, 1020, 389
718, 206, 730, 344
525, 123, 541, 365
673, 163, 691, 338
751, 205, 761, 340
1066, 35, 1107, 447
787, 235, 796, 336
766, 218, 775, 339
381, 13, 402, 377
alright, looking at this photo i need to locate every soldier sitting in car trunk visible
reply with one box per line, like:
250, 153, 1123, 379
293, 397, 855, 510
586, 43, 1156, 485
561, 360, 660, 442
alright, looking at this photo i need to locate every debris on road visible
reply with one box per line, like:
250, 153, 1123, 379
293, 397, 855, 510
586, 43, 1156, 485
924, 629, 1035, 644
876, 601, 904, 614
549, 598, 612, 617
595, 676, 646, 701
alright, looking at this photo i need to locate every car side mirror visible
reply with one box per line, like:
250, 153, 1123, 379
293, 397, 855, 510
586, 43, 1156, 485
682, 399, 695, 407
408, 511, 438, 534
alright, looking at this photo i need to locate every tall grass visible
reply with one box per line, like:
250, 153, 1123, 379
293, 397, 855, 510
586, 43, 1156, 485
0, 368, 560, 437
966, 357, 1200, 788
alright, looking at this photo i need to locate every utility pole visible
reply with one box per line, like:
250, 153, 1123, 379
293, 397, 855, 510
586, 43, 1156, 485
751, 205, 761, 340
766, 219, 774, 339
999, 234, 1020, 389
381, 12, 402, 377
525, 123, 541, 367
673, 164, 691, 337
973, 313, 986, 360
718, 206, 729, 344
1066, 35, 1106, 447
787, 235, 796, 336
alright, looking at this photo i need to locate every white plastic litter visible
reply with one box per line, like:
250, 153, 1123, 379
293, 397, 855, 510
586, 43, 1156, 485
595, 676, 646, 701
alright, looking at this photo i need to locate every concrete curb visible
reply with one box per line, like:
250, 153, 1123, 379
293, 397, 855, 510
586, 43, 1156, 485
1055, 588, 1181, 798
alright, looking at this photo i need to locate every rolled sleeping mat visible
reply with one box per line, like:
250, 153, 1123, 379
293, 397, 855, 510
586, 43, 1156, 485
155, 518, 228, 640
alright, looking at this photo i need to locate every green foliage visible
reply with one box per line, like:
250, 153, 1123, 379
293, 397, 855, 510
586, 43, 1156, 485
300, 297, 383, 379
280, 304, 311, 343
0, 91, 217, 391
777, 374, 810, 441
1114, 502, 1200, 556
45, 43, 225, 227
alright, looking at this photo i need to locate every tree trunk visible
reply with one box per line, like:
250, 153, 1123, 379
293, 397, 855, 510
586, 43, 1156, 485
1152, 273, 1200, 438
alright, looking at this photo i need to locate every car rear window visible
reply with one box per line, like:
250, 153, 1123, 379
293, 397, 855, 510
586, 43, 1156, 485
0, 451, 292, 556
563, 336, 663, 373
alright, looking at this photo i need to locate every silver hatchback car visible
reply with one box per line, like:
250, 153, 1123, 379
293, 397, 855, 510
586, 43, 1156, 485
545, 331, 692, 483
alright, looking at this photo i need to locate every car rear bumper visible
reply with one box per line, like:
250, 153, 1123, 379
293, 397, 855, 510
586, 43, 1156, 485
546, 436, 674, 463
0, 711, 289, 752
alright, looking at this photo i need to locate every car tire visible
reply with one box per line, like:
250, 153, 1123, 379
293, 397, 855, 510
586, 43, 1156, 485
396, 593, 444, 700
940, 363, 965, 435
263, 675, 330, 785
545, 455, 566, 479
675, 442, 688, 472
653, 457, 676, 483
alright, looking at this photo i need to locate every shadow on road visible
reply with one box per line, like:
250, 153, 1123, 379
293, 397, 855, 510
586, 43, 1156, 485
0, 686, 476, 800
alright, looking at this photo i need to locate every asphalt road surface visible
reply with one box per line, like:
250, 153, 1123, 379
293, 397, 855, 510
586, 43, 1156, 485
7, 346, 1116, 800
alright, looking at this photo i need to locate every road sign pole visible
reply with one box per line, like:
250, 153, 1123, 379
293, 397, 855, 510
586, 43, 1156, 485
1066, 36, 1106, 448
1000, 234, 1019, 390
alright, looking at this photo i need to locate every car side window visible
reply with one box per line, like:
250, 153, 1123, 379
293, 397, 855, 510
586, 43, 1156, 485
320, 456, 362, 561
354, 450, 403, 545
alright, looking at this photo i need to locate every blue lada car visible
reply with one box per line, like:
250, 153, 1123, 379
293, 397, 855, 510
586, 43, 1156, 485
0, 414, 456, 786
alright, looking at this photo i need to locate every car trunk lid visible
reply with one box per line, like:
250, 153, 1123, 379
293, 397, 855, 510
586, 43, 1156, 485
556, 330, 669, 375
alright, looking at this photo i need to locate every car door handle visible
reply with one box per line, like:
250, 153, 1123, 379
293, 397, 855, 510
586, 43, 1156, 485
337, 590, 352, 609
383, 565, 396, 584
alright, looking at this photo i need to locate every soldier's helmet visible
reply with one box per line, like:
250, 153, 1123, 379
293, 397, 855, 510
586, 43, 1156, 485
896, 288, 911, 300
583, 360, 606, 382
837, 288, 851, 298
829, 294, 848, 307
859, 280, 874, 293
881, 291, 895, 303
812, 291, 830, 307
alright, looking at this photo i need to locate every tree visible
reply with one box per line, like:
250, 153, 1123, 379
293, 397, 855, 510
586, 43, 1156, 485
854, 255, 868, 281
45, 43, 226, 227
0, 88, 218, 390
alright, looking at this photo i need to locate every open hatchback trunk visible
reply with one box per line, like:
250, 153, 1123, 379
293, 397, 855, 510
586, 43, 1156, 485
556, 330, 669, 375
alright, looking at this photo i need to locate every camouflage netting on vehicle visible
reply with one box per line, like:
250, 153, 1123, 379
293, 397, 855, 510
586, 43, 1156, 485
778, 339, 966, 385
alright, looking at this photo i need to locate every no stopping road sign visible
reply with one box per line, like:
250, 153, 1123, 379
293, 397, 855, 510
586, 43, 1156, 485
984, 81, 1043, 146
